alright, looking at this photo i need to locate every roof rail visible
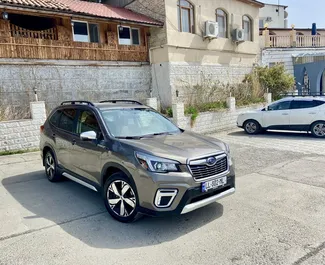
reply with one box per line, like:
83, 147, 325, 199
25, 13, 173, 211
99, 100, 143, 105
61, 101, 95, 106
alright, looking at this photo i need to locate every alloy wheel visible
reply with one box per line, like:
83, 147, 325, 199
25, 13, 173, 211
45, 153, 55, 179
107, 180, 136, 217
245, 121, 257, 134
313, 123, 325, 137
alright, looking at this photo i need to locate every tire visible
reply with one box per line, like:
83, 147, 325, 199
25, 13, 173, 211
310, 121, 325, 138
103, 172, 141, 223
243, 120, 261, 135
44, 150, 62, 182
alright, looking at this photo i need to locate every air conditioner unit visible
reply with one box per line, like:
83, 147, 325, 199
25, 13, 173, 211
232, 28, 245, 42
266, 16, 273, 22
204, 21, 218, 39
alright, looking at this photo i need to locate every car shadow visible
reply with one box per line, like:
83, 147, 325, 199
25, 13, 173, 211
1, 170, 224, 249
228, 130, 323, 140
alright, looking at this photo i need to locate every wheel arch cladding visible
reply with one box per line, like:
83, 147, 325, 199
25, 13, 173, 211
101, 162, 134, 187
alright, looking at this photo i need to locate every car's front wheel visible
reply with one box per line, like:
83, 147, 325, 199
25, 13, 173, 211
311, 121, 325, 138
243, 120, 261, 135
103, 172, 141, 223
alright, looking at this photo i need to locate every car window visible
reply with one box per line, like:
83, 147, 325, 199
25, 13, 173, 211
58, 109, 77, 133
290, 100, 319, 109
49, 110, 62, 127
313, 100, 325, 107
268, 101, 291, 111
77, 110, 101, 136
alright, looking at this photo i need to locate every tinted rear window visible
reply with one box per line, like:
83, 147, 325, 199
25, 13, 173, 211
49, 110, 62, 127
58, 109, 77, 133
291, 100, 322, 109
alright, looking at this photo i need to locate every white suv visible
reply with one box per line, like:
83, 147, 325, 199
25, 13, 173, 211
237, 97, 325, 138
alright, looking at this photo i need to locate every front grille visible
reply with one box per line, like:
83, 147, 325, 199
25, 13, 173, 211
189, 155, 228, 180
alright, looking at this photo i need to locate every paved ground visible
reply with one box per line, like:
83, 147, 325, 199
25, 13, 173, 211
0, 129, 325, 265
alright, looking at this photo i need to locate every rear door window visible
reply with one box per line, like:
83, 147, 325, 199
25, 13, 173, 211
58, 108, 77, 133
49, 110, 62, 127
290, 100, 318, 109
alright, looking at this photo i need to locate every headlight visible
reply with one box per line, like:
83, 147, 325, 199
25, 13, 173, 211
135, 152, 179, 173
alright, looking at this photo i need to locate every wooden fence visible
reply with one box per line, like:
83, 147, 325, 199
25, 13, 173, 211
0, 37, 148, 62
10, 24, 57, 40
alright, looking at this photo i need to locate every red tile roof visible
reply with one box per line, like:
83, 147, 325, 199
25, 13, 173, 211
0, 0, 69, 10
0, 0, 163, 26
57, 0, 162, 26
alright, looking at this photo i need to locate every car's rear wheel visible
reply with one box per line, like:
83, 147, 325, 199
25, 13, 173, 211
103, 172, 141, 223
311, 121, 325, 138
44, 150, 62, 182
243, 120, 261, 135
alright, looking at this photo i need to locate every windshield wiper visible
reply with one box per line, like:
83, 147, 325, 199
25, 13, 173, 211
116, 136, 143, 140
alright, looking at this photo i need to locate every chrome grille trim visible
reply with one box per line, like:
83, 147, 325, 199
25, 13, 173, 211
187, 153, 229, 182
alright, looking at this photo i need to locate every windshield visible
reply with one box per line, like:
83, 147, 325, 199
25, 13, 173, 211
100, 108, 181, 138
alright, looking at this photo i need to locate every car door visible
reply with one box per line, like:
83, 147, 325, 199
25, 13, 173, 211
289, 100, 324, 130
262, 100, 291, 129
55, 107, 78, 172
71, 108, 108, 186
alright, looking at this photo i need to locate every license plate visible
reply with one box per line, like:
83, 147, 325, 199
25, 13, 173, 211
202, 177, 227, 192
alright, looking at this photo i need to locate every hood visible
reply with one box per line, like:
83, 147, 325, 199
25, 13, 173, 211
118, 131, 227, 164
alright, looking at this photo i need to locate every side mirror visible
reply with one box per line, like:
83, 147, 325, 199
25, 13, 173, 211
80, 131, 97, 141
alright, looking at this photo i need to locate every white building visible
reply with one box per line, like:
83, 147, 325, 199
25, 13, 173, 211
259, 3, 288, 28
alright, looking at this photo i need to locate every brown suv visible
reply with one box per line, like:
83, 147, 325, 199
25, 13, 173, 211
40, 100, 235, 222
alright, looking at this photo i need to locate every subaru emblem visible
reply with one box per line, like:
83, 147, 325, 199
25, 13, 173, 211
206, 157, 217, 166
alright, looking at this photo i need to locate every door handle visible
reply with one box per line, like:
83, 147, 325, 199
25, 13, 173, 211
282, 113, 289, 116
309, 112, 316, 114
72, 139, 76, 145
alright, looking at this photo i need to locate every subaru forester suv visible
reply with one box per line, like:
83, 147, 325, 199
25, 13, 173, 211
40, 100, 235, 222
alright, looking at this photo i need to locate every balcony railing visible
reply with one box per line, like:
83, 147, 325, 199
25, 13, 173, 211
0, 37, 148, 62
10, 24, 58, 40
261, 30, 325, 48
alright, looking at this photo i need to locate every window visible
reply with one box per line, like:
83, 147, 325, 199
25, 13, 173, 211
242, 15, 252, 41
72, 21, 99, 43
49, 110, 62, 127
259, 19, 265, 28
290, 100, 323, 109
118, 26, 140, 45
268, 101, 291, 111
216, 9, 227, 38
177, 0, 194, 33
77, 110, 101, 135
58, 109, 77, 133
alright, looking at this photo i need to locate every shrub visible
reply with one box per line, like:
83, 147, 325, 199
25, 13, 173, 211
244, 64, 295, 99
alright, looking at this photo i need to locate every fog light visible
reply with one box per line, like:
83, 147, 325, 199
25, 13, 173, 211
154, 189, 178, 208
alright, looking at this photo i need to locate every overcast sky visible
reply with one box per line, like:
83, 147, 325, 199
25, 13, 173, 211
261, 0, 324, 28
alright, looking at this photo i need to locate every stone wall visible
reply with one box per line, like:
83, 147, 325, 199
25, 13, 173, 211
0, 59, 151, 113
152, 61, 253, 107
172, 101, 265, 134
126, 0, 167, 47
0, 102, 46, 152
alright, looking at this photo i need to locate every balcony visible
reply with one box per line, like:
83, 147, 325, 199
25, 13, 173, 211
260, 29, 325, 49
0, 19, 149, 62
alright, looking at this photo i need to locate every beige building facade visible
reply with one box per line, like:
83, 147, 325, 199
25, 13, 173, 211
126, 0, 264, 107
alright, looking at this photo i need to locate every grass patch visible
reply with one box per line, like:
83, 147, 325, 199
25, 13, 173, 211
185, 101, 227, 127
161, 107, 173, 117
0, 148, 39, 156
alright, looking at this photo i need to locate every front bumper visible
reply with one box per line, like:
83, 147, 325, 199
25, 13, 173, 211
138, 174, 235, 217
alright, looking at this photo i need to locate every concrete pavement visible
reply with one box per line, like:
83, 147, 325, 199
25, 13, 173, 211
0, 131, 325, 265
